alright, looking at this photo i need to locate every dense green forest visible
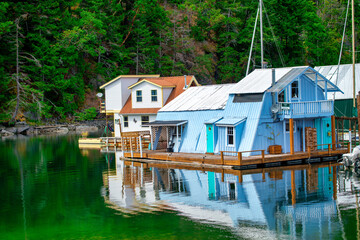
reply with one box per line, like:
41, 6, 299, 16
0, 0, 358, 123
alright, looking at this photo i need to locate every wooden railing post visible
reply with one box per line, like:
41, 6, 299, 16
220, 151, 224, 165
331, 115, 336, 150
237, 152, 242, 166
261, 150, 265, 164
328, 144, 331, 155
139, 136, 143, 158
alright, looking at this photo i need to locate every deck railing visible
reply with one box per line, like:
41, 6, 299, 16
279, 100, 333, 119
100, 100, 106, 113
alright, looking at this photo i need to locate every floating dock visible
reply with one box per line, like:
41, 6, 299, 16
80, 136, 349, 169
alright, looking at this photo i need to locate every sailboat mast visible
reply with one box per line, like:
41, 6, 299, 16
260, 0, 264, 69
352, 0, 356, 107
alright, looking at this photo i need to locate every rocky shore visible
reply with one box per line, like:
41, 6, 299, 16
0, 120, 111, 137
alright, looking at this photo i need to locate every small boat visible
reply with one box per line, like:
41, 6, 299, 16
341, 145, 360, 167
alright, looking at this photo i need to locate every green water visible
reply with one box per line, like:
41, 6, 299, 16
1, 135, 360, 239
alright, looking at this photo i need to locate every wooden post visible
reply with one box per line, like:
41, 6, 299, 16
289, 119, 294, 154
261, 150, 265, 164
221, 169, 224, 182
262, 168, 265, 181
291, 170, 296, 205
139, 136, 143, 158
307, 146, 311, 158
237, 152, 242, 166
130, 137, 133, 158
328, 144, 331, 155
220, 151, 224, 165
332, 166, 337, 200
331, 115, 336, 150
238, 171, 243, 183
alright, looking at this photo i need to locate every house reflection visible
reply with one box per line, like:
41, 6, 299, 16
102, 151, 340, 238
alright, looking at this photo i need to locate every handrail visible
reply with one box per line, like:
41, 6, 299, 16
306, 141, 350, 157
279, 100, 333, 118
220, 149, 265, 166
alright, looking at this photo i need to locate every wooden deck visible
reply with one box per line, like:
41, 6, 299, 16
122, 147, 348, 170
79, 136, 349, 169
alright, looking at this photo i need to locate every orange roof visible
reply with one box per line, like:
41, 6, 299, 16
120, 97, 160, 114
120, 76, 200, 114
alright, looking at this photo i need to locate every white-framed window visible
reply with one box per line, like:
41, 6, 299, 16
291, 81, 299, 99
141, 115, 149, 125
227, 127, 234, 146
151, 89, 158, 102
136, 90, 142, 102
285, 121, 297, 133
123, 116, 128, 127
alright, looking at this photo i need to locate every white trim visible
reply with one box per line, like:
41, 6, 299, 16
226, 126, 235, 147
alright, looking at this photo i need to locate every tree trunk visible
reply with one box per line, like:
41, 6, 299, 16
11, 19, 20, 123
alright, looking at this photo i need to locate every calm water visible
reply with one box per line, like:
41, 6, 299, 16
1, 135, 359, 239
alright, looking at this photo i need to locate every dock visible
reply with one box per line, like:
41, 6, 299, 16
92, 135, 349, 169
120, 147, 347, 170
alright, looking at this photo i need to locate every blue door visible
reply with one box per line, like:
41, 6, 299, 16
315, 118, 332, 149
206, 124, 214, 153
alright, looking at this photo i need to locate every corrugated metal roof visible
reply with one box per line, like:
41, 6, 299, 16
159, 84, 236, 112
215, 117, 246, 126
204, 117, 223, 124
143, 120, 187, 126
230, 67, 299, 94
232, 66, 341, 94
267, 67, 307, 92
315, 64, 360, 100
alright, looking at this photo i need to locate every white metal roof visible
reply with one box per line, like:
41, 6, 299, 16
230, 67, 300, 94
159, 84, 236, 112
315, 64, 360, 100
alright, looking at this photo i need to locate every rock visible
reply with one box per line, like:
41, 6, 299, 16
75, 125, 98, 134
67, 125, 77, 132
1, 129, 14, 137
26, 126, 69, 135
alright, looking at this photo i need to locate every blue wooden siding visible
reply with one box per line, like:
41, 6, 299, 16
156, 110, 223, 153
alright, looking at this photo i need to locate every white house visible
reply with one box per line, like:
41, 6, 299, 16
100, 75, 199, 137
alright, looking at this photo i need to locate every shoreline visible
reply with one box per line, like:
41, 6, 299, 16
0, 119, 112, 137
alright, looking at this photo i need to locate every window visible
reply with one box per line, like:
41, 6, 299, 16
227, 127, 234, 146
151, 89, 158, 102
285, 121, 296, 133
141, 116, 149, 125
291, 81, 299, 99
123, 116, 128, 127
136, 90, 142, 102
278, 91, 285, 102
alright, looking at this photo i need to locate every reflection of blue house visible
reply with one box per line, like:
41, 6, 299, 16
148, 67, 342, 155
155, 166, 338, 238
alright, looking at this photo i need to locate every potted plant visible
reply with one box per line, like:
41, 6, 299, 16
266, 124, 282, 154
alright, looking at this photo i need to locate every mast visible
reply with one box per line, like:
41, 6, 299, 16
352, 0, 356, 108
260, 0, 264, 69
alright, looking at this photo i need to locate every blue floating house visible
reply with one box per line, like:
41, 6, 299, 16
145, 66, 343, 155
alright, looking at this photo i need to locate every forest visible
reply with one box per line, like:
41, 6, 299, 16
0, 0, 358, 123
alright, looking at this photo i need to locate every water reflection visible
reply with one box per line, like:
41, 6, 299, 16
103, 151, 352, 239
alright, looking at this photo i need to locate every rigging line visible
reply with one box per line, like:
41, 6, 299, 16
334, 0, 351, 101
262, 3, 285, 67
246, 4, 260, 76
